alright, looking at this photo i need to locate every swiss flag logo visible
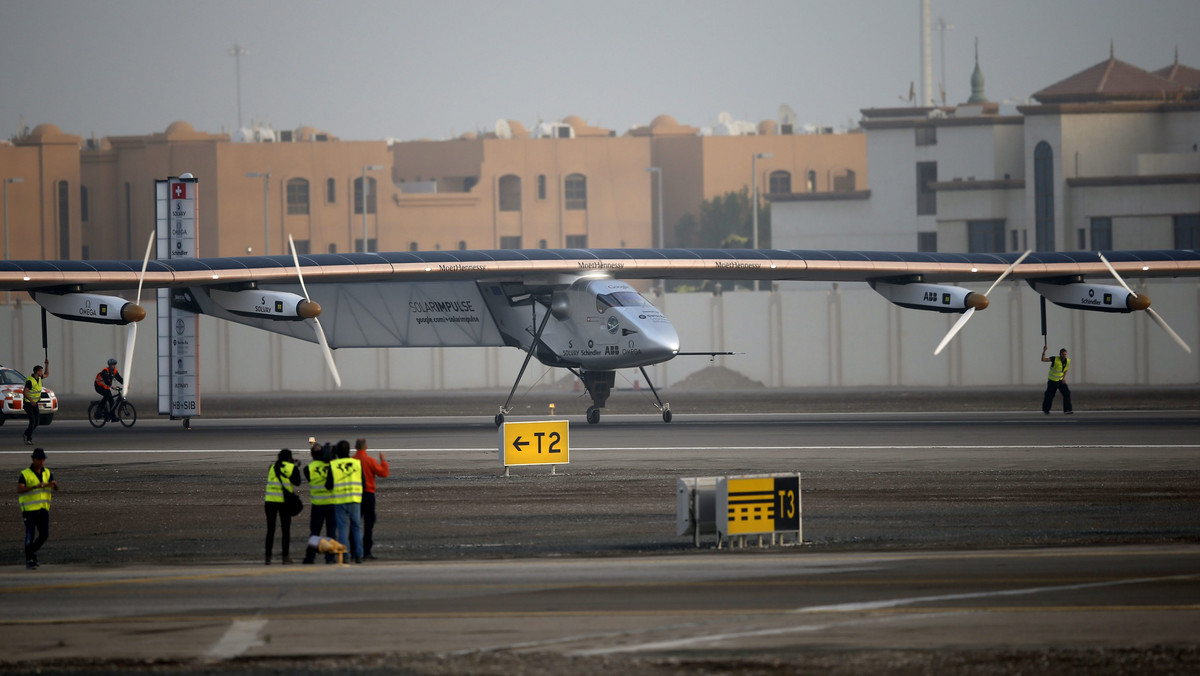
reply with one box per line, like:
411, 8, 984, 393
172, 183, 187, 199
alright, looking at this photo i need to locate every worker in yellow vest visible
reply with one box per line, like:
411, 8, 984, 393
21, 359, 49, 445
302, 442, 337, 564
263, 448, 301, 564
1041, 347, 1073, 415
330, 440, 364, 563
18, 448, 58, 569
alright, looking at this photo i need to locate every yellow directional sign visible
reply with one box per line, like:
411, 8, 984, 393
718, 474, 801, 537
499, 420, 570, 466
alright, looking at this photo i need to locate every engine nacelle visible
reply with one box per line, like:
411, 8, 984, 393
1029, 280, 1148, 313
209, 289, 320, 321
870, 281, 987, 314
31, 292, 146, 325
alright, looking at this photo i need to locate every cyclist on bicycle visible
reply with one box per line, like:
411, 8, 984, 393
94, 358, 124, 422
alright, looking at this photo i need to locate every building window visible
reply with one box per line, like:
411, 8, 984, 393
498, 174, 521, 212
354, 177, 377, 215
1174, 214, 1199, 249
967, 219, 1006, 253
291, 239, 310, 254
1034, 141, 1055, 251
915, 125, 938, 146
58, 180, 70, 259
539, 238, 548, 249
918, 232, 937, 252
537, 174, 547, 200
326, 178, 336, 203
1090, 218, 1112, 250
916, 162, 937, 215
806, 170, 817, 192
286, 178, 310, 215
458, 240, 467, 250
500, 236, 522, 249
355, 238, 377, 253
565, 173, 587, 210
80, 186, 89, 222
409, 241, 418, 252
565, 234, 587, 248
768, 170, 791, 194
328, 243, 338, 254
834, 169, 857, 192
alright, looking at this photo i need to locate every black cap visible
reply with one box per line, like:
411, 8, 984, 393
31, 448, 47, 459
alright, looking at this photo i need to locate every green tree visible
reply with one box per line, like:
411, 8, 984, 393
674, 187, 770, 249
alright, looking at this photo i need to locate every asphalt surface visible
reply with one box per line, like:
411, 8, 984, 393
1, 388, 1198, 674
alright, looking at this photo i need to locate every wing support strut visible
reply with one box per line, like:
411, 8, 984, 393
495, 300, 555, 427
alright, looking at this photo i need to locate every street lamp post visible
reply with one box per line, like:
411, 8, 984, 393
751, 153, 773, 291
4, 177, 24, 305
646, 167, 664, 293
361, 165, 384, 253
246, 172, 270, 255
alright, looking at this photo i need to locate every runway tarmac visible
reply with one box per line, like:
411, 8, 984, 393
1, 391, 1198, 674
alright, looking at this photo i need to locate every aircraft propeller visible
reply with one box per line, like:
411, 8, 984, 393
120, 232, 155, 396
289, 234, 343, 387
1098, 253, 1191, 354
934, 250, 1031, 355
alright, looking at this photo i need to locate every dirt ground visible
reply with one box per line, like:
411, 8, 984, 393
4, 384, 1199, 675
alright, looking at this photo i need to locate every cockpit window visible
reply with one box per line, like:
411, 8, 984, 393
596, 291, 649, 313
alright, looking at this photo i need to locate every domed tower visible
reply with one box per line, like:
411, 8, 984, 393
967, 38, 988, 104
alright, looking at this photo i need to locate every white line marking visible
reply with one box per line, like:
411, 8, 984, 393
573, 574, 1198, 655
204, 618, 267, 660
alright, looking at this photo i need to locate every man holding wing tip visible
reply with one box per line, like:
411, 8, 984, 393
1041, 346, 1073, 415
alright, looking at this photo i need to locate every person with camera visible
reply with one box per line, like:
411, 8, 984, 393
263, 448, 301, 565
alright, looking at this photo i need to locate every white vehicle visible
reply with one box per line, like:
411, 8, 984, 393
0, 366, 58, 426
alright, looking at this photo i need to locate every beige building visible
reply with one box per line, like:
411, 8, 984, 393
1, 113, 866, 280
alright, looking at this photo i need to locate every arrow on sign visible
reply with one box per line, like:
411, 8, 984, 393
512, 436, 529, 453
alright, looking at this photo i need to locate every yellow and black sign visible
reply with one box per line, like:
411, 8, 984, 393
498, 420, 569, 467
719, 474, 801, 537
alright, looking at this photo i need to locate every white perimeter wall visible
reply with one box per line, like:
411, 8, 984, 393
3, 279, 1197, 398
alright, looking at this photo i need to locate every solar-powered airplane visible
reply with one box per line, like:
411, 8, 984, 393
2, 244, 1196, 424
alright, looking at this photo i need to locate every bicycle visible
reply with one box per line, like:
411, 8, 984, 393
88, 386, 137, 428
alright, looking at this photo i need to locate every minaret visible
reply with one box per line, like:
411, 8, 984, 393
967, 38, 988, 104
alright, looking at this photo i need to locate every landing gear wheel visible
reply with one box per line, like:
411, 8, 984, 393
495, 413, 505, 427
586, 406, 600, 425
662, 409, 673, 423
87, 402, 106, 428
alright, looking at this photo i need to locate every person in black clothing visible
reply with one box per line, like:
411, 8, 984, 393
264, 448, 301, 565
302, 442, 337, 564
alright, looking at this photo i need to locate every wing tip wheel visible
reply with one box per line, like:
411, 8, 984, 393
586, 406, 600, 424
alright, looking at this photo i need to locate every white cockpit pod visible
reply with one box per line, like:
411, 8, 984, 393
209, 288, 320, 320
31, 291, 146, 325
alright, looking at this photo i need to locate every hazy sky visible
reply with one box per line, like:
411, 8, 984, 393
2, 0, 1197, 142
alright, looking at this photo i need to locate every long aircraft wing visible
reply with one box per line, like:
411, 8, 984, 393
3, 248, 1200, 292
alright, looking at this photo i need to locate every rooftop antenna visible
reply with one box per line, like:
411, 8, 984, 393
228, 42, 250, 130
935, 16, 954, 105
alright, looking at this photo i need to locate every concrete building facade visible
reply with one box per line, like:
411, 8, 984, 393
771, 50, 1200, 255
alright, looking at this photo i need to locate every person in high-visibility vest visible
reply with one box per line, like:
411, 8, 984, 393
94, 358, 124, 422
263, 448, 301, 565
21, 360, 49, 445
18, 448, 58, 569
1041, 347, 1074, 415
330, 440, 364, 563
302, 441, 337, 564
